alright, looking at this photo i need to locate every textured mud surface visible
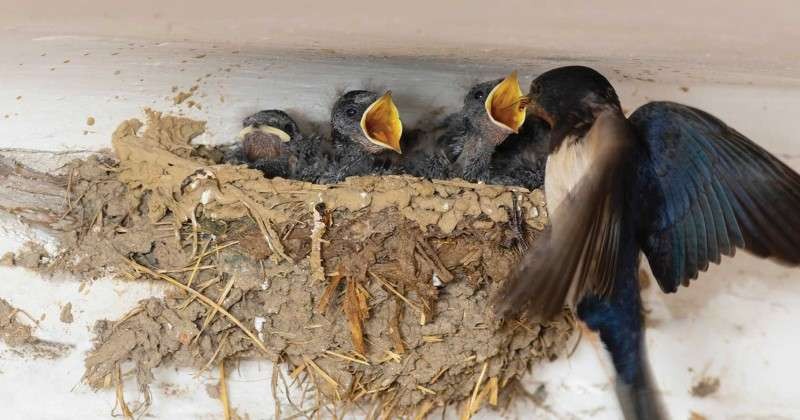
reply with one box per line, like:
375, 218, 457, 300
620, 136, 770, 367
0, 109, 573, 418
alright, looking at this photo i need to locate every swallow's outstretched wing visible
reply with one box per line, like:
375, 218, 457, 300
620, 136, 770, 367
631, 101, 800, 293
494, 110, 636, 320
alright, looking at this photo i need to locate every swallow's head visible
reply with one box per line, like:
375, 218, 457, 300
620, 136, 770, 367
527, 65, 621, 131
332, 90, 403, 154
463, 71, 527, 136
238, 109, 298, 162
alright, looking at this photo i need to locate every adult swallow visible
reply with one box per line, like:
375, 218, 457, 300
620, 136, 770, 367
322, 90, 404, 182
494, 65, 800, 420
442, 72, 528, 182
236, 109, 332, 182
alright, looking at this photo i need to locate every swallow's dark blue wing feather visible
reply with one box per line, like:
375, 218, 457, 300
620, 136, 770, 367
631, 101, 800, 293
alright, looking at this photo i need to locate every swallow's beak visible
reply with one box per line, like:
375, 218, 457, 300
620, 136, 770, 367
486, 71, 527, 133
237, 125, 291, 143
361, 91, 403, 154
524, 82, 556, 128
525, 99, 556, 128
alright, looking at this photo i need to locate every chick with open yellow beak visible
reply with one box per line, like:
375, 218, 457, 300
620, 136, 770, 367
444, 71, 528, 182
318, 89, 405, 183
331, 90, 403, 154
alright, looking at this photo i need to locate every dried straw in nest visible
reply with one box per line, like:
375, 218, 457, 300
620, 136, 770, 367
0, 109, 575, 419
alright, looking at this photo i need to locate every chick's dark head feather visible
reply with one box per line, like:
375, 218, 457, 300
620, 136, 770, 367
238, 110, 301, 163
331, 90, 403, 154
242, 109, 300, 139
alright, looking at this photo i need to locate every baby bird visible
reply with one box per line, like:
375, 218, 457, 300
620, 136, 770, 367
321, 90, 404, 183
443, 72, 528, 183
236, 110, 332, 182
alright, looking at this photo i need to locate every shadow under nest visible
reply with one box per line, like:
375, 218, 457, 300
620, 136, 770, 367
1, 109, 575, 419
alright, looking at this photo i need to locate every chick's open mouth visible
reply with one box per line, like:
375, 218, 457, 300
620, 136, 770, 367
486, 71, 527, 133
361, 91, 403, 153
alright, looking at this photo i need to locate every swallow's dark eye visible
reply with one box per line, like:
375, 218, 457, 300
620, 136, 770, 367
530, 84, 541, 96
346, 108, 358, 117
473, 90, 485, 100
283, 123, 293, 132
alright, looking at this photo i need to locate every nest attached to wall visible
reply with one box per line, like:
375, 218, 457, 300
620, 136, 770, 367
1, 109, 574, 419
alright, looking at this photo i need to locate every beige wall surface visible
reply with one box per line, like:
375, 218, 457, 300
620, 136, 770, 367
2, 0, 799, 70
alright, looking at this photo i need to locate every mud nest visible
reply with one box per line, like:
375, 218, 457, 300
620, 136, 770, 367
1, 109, 574, 419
